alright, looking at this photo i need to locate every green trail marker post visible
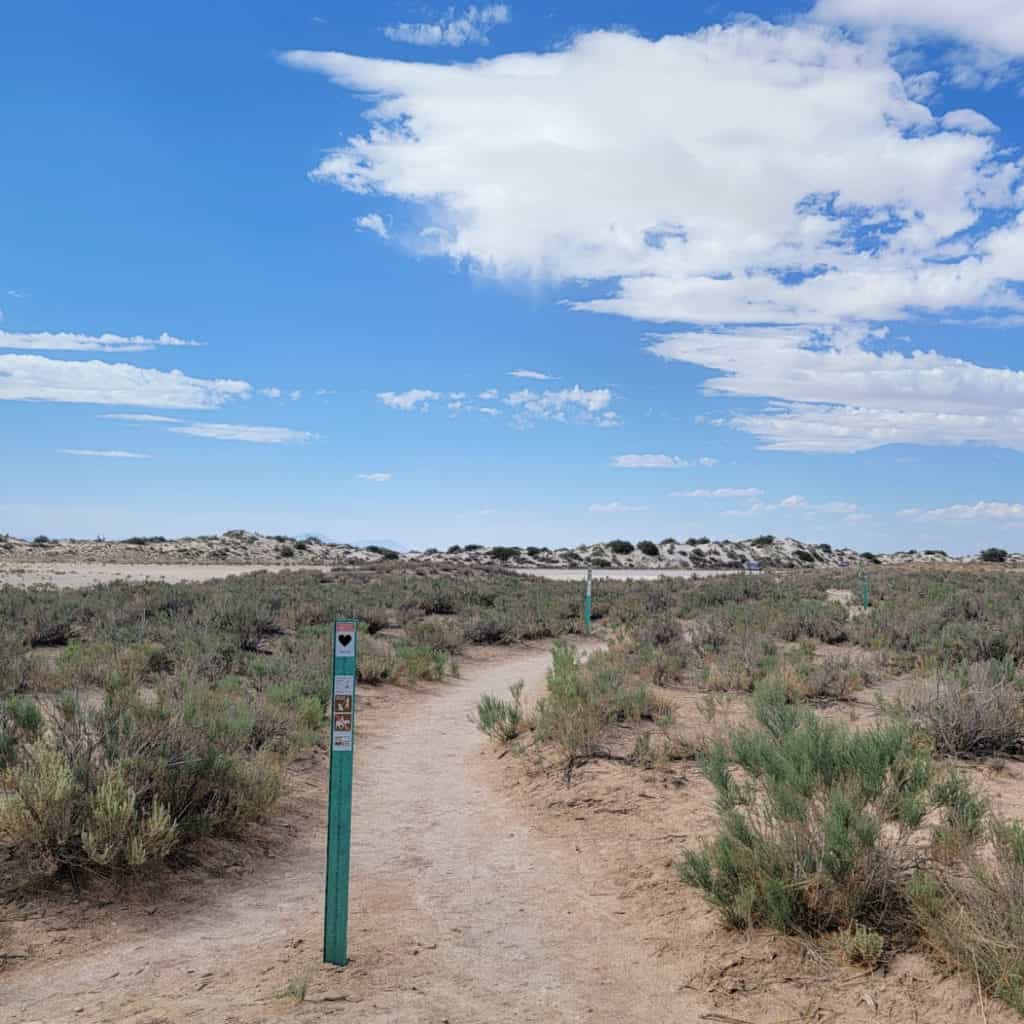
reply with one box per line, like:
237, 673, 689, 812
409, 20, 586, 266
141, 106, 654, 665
324, 619, 357, 966
861, 572, 870, 609
584, 567, 593, 634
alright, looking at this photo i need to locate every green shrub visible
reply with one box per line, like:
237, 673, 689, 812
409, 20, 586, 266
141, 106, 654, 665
980, 547, 1009, 563
405, 616, 464, 654
489, 546, 520, 562
476, 682, 525, 742
394, 641, 449, 681
367, 545, 400, 560
608, 539, 634, 555
534, 643, 655, 778
637, 540, 659, 557
752, 535, 775, 547
678, 682, 977, 936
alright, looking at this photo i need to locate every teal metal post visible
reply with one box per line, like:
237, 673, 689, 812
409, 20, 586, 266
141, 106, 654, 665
861, 573, 870, 609
584, 567, 593, 634
324, 620, 357, 966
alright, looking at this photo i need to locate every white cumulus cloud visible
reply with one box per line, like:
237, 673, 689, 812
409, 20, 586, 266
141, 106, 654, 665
813, 0, 1024, 59
505, 385, 613, 426
355, 213, 390, 238
357, 472, 391, 481
508, 369, 553, 380
377, 388, 441, 411
383, 4, 509, 48
0, 355, 250, 409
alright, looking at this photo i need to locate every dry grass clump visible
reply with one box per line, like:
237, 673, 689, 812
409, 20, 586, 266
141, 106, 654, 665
910, 819, 1024, 1014
895, 660, 1024, 757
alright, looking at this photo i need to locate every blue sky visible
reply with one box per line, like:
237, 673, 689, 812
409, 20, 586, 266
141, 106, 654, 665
3, 1, 1024, 552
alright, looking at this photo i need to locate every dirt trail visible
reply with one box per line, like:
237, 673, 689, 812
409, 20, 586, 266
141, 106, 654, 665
4, 644, 705, 1024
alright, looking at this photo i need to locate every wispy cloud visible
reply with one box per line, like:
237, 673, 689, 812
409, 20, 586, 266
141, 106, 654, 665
899, 501, 1024, 522
355, 213, 390, 239
611, 454, 684, 469
0, 329, 202, 353
0, 355, 250, 409
377, 388, 441, 411
169, 423, 313, 444
383, 4, 509, 47
588, 500, 648, 513
58, 449, 151, 459
357, 472, 391, 481
99, 413, 182, 423
505, 385, 616, 426
673, 487, 763, 498
508, 369, 553, 380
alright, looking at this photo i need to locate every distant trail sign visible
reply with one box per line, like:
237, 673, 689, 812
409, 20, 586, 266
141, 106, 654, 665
584, 567, 593, 634
324, 620, 357, 966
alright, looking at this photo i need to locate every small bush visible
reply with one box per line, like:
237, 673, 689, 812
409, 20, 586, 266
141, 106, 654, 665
489, 546, 520, 562
637, 540, 659, 557
394, 641, 449, 681
910, 819, 1024, 1013
535, 643, 654, 778
32, 535, 51, 545
678, 682, 976, 936
278, 544, 295, 558
608, 539, 635, 555
367, 545, 400, 560
896, 662, 1024, 757
751, 535, 775, 547
476, 682, 525, 742
447, 545, 462, 554
980, 547, 1009, 563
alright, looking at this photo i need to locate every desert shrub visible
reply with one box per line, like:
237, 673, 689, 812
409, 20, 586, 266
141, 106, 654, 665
637, 540, 659, 557
678, 682, 979, 936
0, 684, 282, 878
476, 681, 525, 742
910, 819, 1024, 1013
791, 653, 873, 701
356, 633, 397, 684
895, 661, 1024, 756
32, 535, 50, 545
752, 535, 775, 547
405, 616, 464, 654
489, 546, 520, 562
687, 536, 710, 545
980, 547, 1009, 563
534, 643, 655, 777
608, 539, 634, 555
278, 544, 295, 558
393, 641, 449, 681
660, 537, 677, 545
838, 924, 885, 968
447, 545, 462, 554
462, 614, 511, 645
861, 551, 881, 564
367, 545, 400, 560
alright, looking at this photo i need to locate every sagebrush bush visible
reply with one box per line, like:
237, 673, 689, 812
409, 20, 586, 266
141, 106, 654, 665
476, 682, 525, 742
896, 661, 1024, 757
678, 683, 982, 936
910, 819, 1024, 1013
534, 643, 656, 778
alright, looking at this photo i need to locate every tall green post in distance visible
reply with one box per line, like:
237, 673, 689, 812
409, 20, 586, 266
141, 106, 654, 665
584, 567, 593, 634
861, 572, 870, 609
324, 620, 357, 966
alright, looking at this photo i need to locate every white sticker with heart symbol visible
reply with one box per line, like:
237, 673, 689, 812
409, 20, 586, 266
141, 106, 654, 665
335, 622, 356, 656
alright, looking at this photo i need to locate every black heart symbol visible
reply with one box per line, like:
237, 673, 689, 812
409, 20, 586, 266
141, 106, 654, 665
338, 634, 352, 648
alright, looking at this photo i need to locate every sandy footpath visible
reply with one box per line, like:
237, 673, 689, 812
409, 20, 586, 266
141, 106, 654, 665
3, 643, 706, 1024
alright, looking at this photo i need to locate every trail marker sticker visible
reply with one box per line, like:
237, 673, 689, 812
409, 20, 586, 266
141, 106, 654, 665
324, 620, 358, 966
